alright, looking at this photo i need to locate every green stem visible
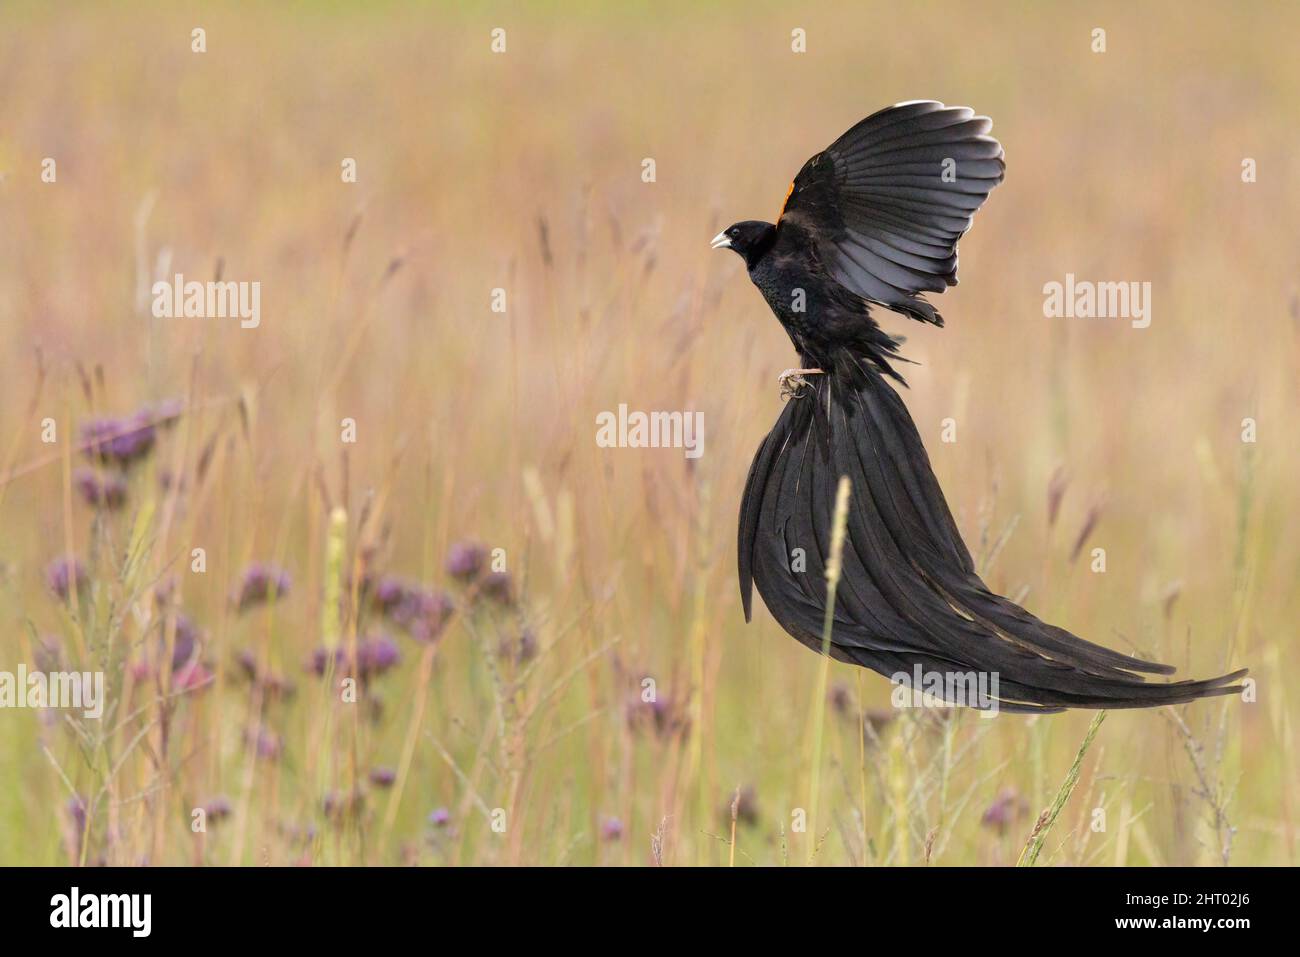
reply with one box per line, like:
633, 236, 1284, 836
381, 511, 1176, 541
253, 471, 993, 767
808, 476, 851, 862
1018, 710, 1107, 866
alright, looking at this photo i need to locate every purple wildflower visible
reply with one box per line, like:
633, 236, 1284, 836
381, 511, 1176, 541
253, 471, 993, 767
74, 468, 101, 506
102, 472, 128, 509
64, 794, 88, 862
600, 817, 624, 842
445, 541, 487, 581
234, 563, 291, 612
370, 575, 408, 614
322, 789, 365, 823
308, 647, 337, 676
66, 794, 87, 833
45, 557, 87, 600
479, 570, 514, 605
204, 796, 233, 823
391, 588, 454, 642
245, 725, 283, 761
80, 413, 156, 469
366, 574, 456, 642
369, 767, 397, 788
174, 659, 214, 693
310, 635, 401, 682
151, 398, 184, 428
498, 628, 538, 664
428, 807, 451, 828
165, 613, 203, 671
361, 634, 401, 674
828, 682, 853, 717
981, 788, 1029, 835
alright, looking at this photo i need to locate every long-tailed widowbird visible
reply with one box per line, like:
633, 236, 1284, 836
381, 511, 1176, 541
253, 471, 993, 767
714, 101, 1246, 713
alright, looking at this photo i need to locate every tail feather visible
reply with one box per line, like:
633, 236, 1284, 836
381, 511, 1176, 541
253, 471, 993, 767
738, 358, 1247, 712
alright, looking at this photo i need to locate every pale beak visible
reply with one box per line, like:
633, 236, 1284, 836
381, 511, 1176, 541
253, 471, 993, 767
710, 231, 732, 250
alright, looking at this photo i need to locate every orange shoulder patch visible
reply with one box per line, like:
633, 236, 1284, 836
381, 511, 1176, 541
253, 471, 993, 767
778, 179, 796, 220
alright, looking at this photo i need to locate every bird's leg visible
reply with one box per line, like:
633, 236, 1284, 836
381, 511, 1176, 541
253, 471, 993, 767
778, 367, 824, 399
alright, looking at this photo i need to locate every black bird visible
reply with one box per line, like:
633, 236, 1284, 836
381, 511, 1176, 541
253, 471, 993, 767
715, 101, 1246, 713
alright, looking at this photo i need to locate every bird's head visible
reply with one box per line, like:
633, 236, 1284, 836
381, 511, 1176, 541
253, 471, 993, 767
711, 220, 776, 267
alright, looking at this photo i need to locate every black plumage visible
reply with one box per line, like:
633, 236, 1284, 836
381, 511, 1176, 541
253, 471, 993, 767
716, 101, 1246, 713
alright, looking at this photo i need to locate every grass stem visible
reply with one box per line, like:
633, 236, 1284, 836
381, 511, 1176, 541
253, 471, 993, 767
807, 476, 851, 863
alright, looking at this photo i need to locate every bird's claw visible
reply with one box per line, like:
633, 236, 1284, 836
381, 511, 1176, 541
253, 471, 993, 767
778, 368, 824, 400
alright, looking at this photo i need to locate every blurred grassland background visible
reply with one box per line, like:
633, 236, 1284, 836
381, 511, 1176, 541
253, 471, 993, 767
0, 0, 1296, 865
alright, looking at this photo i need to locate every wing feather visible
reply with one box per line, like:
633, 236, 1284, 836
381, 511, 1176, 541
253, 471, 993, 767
778, 101, 1005, 324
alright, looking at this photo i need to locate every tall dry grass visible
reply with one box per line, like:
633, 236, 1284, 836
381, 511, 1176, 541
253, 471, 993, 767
0, 0, 1294, 865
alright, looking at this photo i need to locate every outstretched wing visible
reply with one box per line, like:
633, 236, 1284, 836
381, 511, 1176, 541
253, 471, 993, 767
777, 101, 1005, 325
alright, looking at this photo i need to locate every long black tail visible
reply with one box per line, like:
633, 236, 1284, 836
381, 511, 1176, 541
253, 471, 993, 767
738, 358, 1246, 713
